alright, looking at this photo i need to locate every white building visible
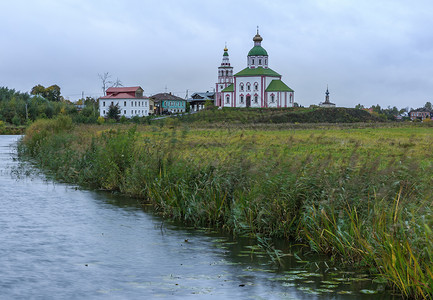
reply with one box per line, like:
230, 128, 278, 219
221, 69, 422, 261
216, 30, 294, 108
99, 86, 149, 118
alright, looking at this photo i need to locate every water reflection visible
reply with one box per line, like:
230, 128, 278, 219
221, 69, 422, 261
0, 135, 398, 299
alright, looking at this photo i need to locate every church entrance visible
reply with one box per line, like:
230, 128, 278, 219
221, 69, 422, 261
246, 95, 251, 108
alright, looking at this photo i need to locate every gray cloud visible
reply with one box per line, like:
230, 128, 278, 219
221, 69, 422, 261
1, 0, 432, 109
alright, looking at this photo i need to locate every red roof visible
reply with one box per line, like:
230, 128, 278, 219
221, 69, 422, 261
100, 86, 148, 99
106, 86, 141, 93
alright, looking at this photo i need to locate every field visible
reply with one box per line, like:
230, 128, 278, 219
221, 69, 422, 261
19, 116, 433, 298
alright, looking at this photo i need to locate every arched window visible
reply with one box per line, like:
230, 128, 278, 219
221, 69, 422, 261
226, 95, 230, 104
254, 83, 258, 91
246, 83, 251, 91
226, 70, 228, 76
254, 95, 258, 103
240, 83, 244, 92
240, 95, 244, 103
271, 95, 275, 103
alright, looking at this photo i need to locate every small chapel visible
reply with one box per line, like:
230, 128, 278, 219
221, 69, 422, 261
215, 29, 294, 108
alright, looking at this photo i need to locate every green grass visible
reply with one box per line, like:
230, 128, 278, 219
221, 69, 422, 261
18, 116, 433, 298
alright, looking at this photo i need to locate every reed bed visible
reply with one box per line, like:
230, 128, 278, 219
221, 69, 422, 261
19, 116, 433, 298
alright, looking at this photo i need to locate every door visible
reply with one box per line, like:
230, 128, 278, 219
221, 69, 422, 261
246, 95, 251, 108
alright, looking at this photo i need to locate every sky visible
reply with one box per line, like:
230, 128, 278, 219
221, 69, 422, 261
1, 0, 433, 109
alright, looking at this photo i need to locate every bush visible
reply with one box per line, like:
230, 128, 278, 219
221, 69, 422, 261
12, 114, 21, 126
97, 116, 105, 125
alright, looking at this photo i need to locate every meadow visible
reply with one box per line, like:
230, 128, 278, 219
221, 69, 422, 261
19, 116, 433, 298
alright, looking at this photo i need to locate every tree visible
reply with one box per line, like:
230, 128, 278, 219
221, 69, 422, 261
30, 84, 62, 101
31, 84, 46, 96
355, 103, 365, 109
45, 85, 61, 102
424, 101, 432, 110
112, 78, 123, 88
107, 103, 120, 121
98, 72, 112, 95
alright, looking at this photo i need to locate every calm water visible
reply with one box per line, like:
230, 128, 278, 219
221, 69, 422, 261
0, 135, 398, 299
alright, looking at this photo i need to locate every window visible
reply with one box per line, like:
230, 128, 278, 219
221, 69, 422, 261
111, 101, 113, 106
124, 110, 126, 114
124, 101, 126, 106
254, 83, 258, 91
254, 95, 258, 103
240, 83, 244, 92
265, 59, 267, 65
271, 95, 275, 103
226, 95, 230, 104
103, 101, 105, 107
246, 83, 251, 91
252, 58, 255, 65
103, 110, 105, 114
240, 95, 244, 103
259, 59, 262, 65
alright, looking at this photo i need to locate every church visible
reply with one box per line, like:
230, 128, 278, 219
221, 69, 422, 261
215, 30, 294, 108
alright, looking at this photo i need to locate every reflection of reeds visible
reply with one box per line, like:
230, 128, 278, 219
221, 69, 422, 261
19, 117, 433, 298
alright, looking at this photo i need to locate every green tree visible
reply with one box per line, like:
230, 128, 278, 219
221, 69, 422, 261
424, 101, 432, 110
107, 103, 120, 121
355, 103, 365, 109
31, 84, 46, 97
45, 85, 61, 102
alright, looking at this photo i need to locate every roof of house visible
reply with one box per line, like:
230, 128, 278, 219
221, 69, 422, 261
100, 86, 147, 99
265, 80, 294, 92
106, 86, 142, 93
409, 107, 432, 113
188, 91, 215, 102
150, 93, 185, 101
100, 93, 148, 99
221, 84, 234, 92
235, 67, 281, 77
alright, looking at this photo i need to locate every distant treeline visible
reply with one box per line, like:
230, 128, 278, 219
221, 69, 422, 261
0, 87, 99, 126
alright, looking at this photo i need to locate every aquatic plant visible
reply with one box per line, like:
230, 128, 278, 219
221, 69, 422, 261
18, 120, 433, 298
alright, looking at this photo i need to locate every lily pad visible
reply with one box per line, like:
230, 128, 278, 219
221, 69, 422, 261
360, 289, 378, 295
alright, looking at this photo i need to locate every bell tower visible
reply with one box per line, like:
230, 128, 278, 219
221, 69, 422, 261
215, 45, 233, 106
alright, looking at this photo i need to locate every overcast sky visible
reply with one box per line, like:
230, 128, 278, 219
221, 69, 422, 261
1, 0, 432, 108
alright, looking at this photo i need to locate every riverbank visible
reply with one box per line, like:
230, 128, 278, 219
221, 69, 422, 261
18, 116, 433, 298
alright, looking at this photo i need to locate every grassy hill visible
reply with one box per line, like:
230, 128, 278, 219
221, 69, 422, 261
177, 107, 382, 124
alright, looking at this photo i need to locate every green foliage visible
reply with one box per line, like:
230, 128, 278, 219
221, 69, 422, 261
18, 121, 433, 298
97, 116, 105, 125
0, 86, 75, 125
174, 107, 381, 125
120, 115, 128, 123
30, 84, 62, 102
107, 103, 120, 121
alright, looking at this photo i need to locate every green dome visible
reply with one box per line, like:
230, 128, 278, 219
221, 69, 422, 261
248, 46, 268, 56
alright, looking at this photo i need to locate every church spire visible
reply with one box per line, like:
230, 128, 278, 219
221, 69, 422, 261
253, 26, 263, 46
325, 85, 330, 103
221, 45, 230, 66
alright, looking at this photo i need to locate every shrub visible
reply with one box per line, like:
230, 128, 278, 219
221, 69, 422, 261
97, 116, 105, 125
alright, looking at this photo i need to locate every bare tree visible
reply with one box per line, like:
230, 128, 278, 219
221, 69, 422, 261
98, 72, 112, 95
112, 78, 123, 88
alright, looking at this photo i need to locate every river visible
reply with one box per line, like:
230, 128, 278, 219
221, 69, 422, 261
0, 135, 398, 299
